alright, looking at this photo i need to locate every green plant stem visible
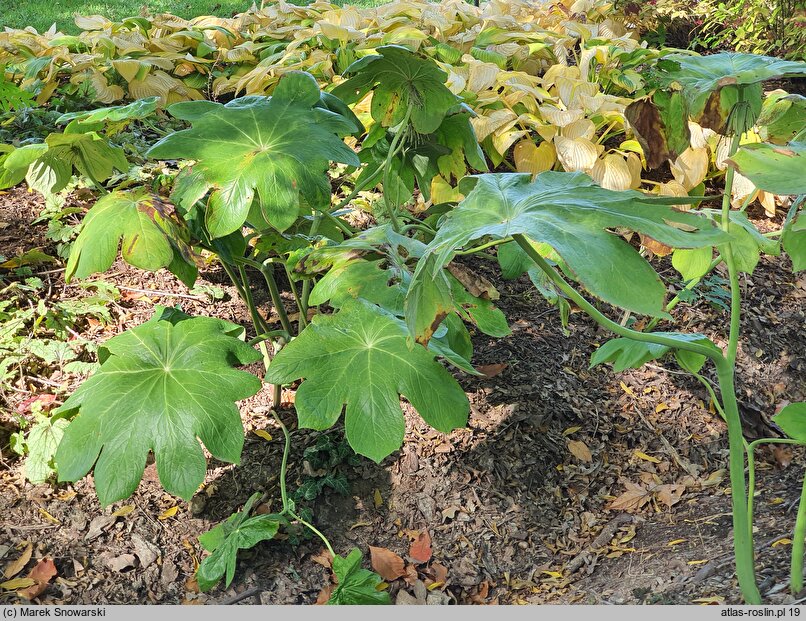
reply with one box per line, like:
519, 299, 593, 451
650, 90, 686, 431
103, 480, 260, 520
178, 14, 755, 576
248, 331, 289, 346
511, 235, 721, 361
792, 469, 806, 594
283, 263, 306, 324
455, 237, 512, 256
513, 232, 761, 603
271, 408, 336, 558
381, 110, 413, 233
258, 262, 296, 335
644, 254, 723, 332
237, 265, 270, 335
299, 213, 324, 332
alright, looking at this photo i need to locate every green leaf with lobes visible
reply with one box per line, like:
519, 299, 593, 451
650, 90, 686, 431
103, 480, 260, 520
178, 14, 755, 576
147, 71, 360, 238
196, 493, 285, 592
727, 142, 806, 196
56, 96, 160, 127
625, 90, 690, 169
782, 212, 806, 272
54, 310, 262, 506
331, 45, 459, 134
66, 188, 198, 287
773, 403, 806, 443
264, 299, 469, 462
328, 548, 391, 605
406, 172, 730, 343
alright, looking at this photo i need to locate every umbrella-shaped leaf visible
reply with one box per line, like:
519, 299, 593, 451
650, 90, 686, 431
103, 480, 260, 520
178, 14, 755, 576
54, 310, 262, 506
328, 549, 391, 605
332, 45, 458, 134
406, 172, 729, 342
147, 71, 359, 238
773, 403, 806, 443
66, 188, 197, 286
265, 299, 468, 462
655, 53, 806, 133
590, 333, 718, 373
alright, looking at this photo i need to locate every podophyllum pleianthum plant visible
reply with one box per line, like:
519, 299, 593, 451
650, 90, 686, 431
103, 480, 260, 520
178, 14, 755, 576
44, 42, 806, 603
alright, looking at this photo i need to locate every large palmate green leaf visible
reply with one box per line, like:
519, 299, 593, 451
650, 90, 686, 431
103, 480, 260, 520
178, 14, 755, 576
54, 310, 261, 506
625, 91, 690, 169
328, 549, 390, 605
196, 493, 285, 592
56, 96, 160, 128
66, 188, 197, 286
332, 45, 458, 134
728, 142, 806, 196
265, 299, 468, 462
407, 172, 729, 341
655, 53, 806, 133
147, 71, 359, 238
773, 402, 806, 443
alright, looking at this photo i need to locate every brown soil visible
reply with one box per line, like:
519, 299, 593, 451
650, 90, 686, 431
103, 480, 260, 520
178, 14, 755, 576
1, 186, 804, 606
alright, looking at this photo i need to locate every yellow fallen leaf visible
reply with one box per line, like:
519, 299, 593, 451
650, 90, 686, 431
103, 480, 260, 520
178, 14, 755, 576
633, 450, 660, 464
562, 426, 582, 436
540, 570, 564, 579
253, 429, 273, 442
373, 488, 383, 509
38, 508, 60, 525
769, 497, 785, 505
112, 505, 135, 517
692, 596, 725, 605
655, 403, 668, 413
0, 578, 37, 590
349, 521, 372, 530
4, 543, 33, 578
687, 559, 708, 565
57, 491, 77, 502
771, 538, 792, 547
158, 506, 179, 520
667, 539, 687, 546
619, 381, 634, 396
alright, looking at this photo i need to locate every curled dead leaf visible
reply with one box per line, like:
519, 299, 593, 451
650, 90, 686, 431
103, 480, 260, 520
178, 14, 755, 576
369, 546, 406, 581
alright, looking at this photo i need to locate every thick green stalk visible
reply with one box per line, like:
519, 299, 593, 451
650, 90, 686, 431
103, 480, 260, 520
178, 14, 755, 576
381, 108, 413, 233
511, 235, 722, 361
792, 471, 806, 594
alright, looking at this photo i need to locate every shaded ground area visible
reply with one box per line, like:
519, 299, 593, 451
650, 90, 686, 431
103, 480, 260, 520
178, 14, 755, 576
1, 186, 804, 605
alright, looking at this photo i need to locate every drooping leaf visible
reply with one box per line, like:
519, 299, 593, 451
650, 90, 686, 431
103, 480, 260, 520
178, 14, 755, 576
332, 45, 458, 134
728, 142, 806, 196
773, 402, 806, 443
148, 71, 359, 238
328, 548, 391, 606
590, 333, 719, 373
655, 53, 806, 133
782, 212, 806, 272
672, 246, 713, 281
197, 493, 285, 592
625, 91, 690, 169
0, 144, 44, 189
54, 311, 262, 506
21, 417, 69, 484
265, 299, 468, 462
407, 172, 729, 341
758, 91, 806, 145
66, 188, 197, 286
56, 96, 160, 127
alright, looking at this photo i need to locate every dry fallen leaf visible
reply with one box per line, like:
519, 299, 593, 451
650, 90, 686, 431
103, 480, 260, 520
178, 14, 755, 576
446, 263, 500, 299
477, 363, 508, 378
18, 558, 57, 600
0, 578, 36, 591
158, 506, 179, 520
310, 550, 333, 569
656, 484, 686, 508
4, 543, 32, 579
369, 546, 406, 581
567, 439, 592, 462
608, 480, 652, 512
315, 583, 334, 605
409, 530, 432, 564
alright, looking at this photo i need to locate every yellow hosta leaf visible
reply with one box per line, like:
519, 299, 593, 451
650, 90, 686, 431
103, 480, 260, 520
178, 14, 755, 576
554, 135, 599, 172
625, 152, 643, 189
471, 109, 517, 142
253, 429, 273, 442
538, 105, 584, 128
466, 60, 500, 93
671, 147, 708, 191
658, 180, 690, 211
513, 139, 556, 176
731, 172, 757, 208
74, 14, 111, 30
492, 128, 528, 157
87, 71, 125, 104
555, 77, 598, 109
112, 59, 142, 83
758, 191, 776, 217
561, 119, 595, 141
589, 154, 633, 191
536, 124, 557, 143
542, 63, 579, 86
